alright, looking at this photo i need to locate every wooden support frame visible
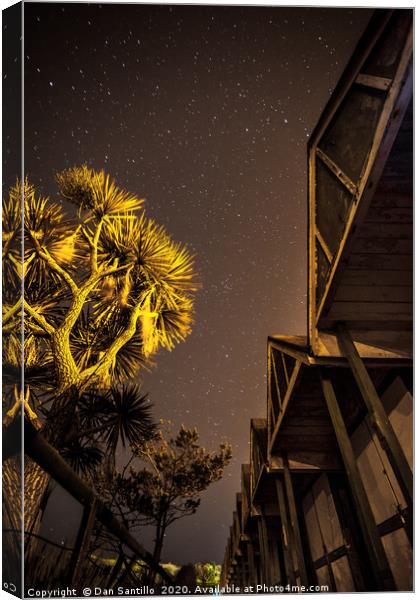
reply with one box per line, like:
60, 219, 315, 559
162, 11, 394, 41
337, 324, 413, 507
283, 456, 309, 587
269, 360, 302, 457
306, 12, 394, 348
320, 371, 395, 591
308, 13, 413, 350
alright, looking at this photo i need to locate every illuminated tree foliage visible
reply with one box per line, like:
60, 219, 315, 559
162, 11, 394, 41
3, 166, 198, 413
2, 167, 198, 532
195, 562, 221, 586
103, 423, 232, 568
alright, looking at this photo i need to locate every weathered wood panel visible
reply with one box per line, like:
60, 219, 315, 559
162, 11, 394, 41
275, 434, 338, 452
327, 301, 412, 321
331, 556, 355, 592
356, 222, 412, 239
381, 528, 413, 591
271, 451, 342, 472
381, 377, 413, 469
312, 474, 345, 552
347, 253, 412, 270
364, 206, 412, 223
279, 420, 336, 435
370, 191, 412, 207
352, 238, 412, 255
351, 421, 405, 524
315, 157, 353, 257
320, 374, 395, 590
319, 85, 386, 183
335, 285, 411, 303
287, 402, 330, 419
316, 330, 412, 360
339, 269, 412, 286
337, 326, 412, 507
362, 10, 412, 79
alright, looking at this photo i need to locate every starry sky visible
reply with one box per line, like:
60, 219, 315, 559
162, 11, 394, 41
20, 2, 373, 564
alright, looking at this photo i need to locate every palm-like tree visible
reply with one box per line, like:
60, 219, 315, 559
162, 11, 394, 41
3, 167, 198, 399
61, 384, 157, 465
2, 166, 198, 535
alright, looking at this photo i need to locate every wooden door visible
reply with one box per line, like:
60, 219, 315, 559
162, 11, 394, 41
302, 473, 359, 591
351, 376, 413, 590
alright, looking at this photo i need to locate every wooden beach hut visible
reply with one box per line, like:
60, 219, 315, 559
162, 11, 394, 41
221, 8, 413, 592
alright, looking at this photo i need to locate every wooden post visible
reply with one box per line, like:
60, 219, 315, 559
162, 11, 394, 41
71, 499, 98, 588
283, 456, 309, 587
320, 371, 395, 591
246, 540, 257, 587
106, 549, 126, 589
115, 554, 140, 588
268, 538, 281, 585
66, 504, 90, 585
257, 512, 271, 584
337, 324, 413, 508
240, 555, 247, 589
275, 477, 296, 586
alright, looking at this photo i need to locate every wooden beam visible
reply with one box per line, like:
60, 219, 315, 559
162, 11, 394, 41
308, 145, 318, 350
283, 456, 309, 587
270, 450, 342, 472
267, 346, 273, 442
316, 148, 357, 195
271, 349, 282, 413
237, 555, 245, 589
281, 352, 290, 385
269, 361, 302, 456
257, 514, 270, 584
355, 73, 392, 91
320, 372, 395, 590
337, 324, 413, 507
316, 228, 333, 264
71, 499, 98, 587
105, 550, 126, 589
275, 477, 296, 586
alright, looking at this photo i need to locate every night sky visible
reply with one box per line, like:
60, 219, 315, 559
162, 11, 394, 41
20, 2, 373, 564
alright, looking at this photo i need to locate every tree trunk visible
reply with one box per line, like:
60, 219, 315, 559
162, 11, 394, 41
51, 330, 81, 395
24, 458, 51, 533
148, 524, 165, 586
2, 455, 22, 581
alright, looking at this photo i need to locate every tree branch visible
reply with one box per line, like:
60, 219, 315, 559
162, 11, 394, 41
3, 322, 18, 334
2, 297, 22, 325
78, 296, 144, 384
27, 322, 50, 336
24, 301, 55, 335
90, 218, 104, 273
38, 247, 79, 295
93, 263, 132, 282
